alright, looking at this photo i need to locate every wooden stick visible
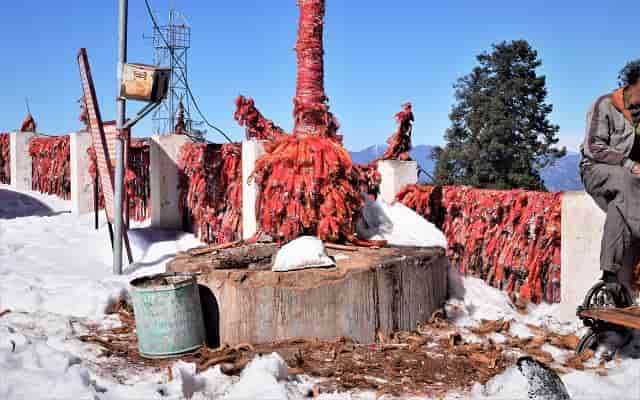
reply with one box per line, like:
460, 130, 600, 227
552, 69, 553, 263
324, 243, 360, 252
188, 240, 243, 256
199, 354, 237, 372
578, 306, 640, 330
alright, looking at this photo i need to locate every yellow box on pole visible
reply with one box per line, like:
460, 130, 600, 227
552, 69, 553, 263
120, 63, 170, 103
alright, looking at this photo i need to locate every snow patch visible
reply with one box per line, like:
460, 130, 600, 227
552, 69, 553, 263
357, 198, 447, 248
0, 337, 96, 400
225, 353, 290, 400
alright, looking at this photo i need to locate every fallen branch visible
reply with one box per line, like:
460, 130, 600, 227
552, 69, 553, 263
198, 353, 237, 372
324, 243, 360, 252
188, 240, 243, 256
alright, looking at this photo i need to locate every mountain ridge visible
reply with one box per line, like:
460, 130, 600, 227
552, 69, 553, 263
349, 144, 582, 192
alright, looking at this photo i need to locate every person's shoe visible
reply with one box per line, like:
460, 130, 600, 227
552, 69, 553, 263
598, 271, 626, 308
601, 270, 618, 284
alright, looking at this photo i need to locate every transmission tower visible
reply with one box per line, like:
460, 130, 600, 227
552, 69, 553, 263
150, 8, 204, 138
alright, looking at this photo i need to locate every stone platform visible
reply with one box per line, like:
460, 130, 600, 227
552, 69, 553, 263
168, 245, 448, 345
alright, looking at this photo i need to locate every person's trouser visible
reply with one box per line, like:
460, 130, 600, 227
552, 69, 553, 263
581, 163, 640, 280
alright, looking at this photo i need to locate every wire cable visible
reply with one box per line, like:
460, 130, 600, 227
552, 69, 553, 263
143, 0, 233, 143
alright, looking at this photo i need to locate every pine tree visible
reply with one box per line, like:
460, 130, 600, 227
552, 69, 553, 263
432, 40, 565, 191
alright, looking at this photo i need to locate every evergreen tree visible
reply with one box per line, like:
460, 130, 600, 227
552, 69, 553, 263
432, 40, 565, 191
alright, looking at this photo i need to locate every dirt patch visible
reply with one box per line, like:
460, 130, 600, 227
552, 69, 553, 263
79, 303, 504, 397
79, 299, 606, 397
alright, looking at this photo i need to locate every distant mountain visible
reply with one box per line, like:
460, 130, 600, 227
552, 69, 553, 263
349, 145, 583, 192
350, 144, 436, 181
540, 152, 582, 191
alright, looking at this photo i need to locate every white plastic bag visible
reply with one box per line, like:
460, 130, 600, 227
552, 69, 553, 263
356, 199, 447, 248
272, 236, 335, 272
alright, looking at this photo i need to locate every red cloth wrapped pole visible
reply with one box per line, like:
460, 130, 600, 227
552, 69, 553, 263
0, 133, 9, 184
234, 0, 384, 246
293, 0, 340, 141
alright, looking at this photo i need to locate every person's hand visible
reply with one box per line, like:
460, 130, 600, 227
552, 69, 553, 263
631, 163, 640, 176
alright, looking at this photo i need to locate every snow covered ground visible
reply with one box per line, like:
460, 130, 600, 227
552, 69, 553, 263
1, 185, 639, 399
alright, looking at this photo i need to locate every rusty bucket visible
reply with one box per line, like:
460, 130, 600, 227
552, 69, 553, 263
129, 273, 205, 358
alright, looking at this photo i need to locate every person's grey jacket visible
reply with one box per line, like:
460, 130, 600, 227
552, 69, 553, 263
580, 93, 637, 170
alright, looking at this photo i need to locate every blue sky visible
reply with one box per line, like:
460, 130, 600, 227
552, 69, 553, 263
0, 1, 635, 152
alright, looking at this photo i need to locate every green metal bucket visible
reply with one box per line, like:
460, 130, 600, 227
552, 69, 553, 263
129, 272, 206, 359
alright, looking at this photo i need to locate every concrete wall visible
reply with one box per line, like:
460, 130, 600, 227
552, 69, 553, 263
10, 131, 35, 191
70, 132, 94, 215
150, 134, 192, 229
242, 140, 266, 240
559, 191, 638, 322
378, 160, 418, 204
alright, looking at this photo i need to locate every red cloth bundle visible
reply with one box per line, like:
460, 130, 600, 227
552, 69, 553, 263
20, 113, 37, 133
29, 135, 71, 199
178, 142, 243, 244
87, 139, 152, 222
0, 133, 9, 184
397, 184, 562, 303
234, 96, 286, 141
126, 139, 151, 221
380, 103, 414, 161
252, 133, 369, 243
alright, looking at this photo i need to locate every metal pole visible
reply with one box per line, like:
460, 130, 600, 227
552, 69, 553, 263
113, 0, 128, 275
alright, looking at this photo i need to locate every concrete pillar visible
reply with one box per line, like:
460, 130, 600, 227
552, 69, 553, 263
378, 160, 418, 204
150, 134, 192, 229
242, 140, 266, 240
70, 131, 94, 215
559, 191, 639, 322
559, 192, 603, 322
10, 131, 35, 191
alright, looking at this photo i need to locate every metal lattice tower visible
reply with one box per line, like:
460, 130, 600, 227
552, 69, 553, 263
150, 9, 203, 137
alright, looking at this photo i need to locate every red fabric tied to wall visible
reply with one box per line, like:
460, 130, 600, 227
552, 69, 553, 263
29, 136, 71, 199
397, 184, 562, 303
87, 138, 151, 222
125, 139, 151, 222
0, 133, 9, 185
178, 142, 243, 244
